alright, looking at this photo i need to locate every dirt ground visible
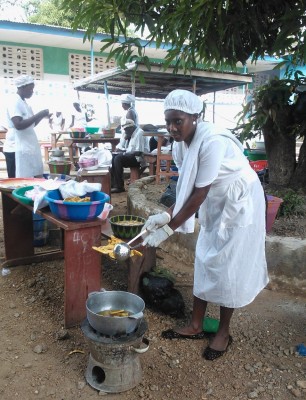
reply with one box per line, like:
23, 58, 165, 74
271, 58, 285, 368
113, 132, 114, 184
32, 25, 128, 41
0, 182, 306, 400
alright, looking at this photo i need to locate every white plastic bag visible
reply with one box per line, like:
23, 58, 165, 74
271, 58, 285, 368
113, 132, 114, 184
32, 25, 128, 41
59, 180, 101, 199
79, 146, 112, 168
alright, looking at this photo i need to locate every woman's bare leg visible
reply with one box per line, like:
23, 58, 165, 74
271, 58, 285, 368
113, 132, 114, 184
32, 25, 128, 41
175, 295, 208, 335
208, 306, 234, 350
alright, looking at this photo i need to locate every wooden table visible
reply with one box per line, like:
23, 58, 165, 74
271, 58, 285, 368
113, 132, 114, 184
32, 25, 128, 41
0, 188, 155, 327
64, 137, 120, 163
0, 190, 102, 328
50, 131, 71, 148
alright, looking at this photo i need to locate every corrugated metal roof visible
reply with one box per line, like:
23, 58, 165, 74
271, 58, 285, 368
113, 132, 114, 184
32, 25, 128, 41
73, 62, 253, 99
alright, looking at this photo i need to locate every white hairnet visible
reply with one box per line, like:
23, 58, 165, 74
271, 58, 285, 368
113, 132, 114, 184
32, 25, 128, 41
164, 89, 203, 114
121, 118, 135, 128
120, 94, 135, 103
14, 75, 34, 88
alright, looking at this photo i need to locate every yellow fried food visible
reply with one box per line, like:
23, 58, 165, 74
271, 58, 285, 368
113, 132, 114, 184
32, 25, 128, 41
64, 196, 91, 202
98, 309, 130, 317
92, 235, 143, 259
131, 249, 143, 257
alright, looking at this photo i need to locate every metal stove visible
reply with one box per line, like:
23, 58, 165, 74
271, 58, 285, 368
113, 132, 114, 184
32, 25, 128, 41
81, 318, 149, 393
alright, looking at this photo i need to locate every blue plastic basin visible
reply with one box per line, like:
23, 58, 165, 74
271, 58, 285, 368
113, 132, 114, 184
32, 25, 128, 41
45, 189, 110, 221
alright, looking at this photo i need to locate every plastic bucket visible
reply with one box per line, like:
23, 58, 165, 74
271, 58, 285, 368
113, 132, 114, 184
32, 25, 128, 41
247, 151, 267, 161
48, 161, 72, 175
33, 213, 49, 246
266, 195, 283, 233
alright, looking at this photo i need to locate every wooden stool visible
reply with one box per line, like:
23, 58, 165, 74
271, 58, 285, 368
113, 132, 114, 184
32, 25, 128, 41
41, 143, 52, 162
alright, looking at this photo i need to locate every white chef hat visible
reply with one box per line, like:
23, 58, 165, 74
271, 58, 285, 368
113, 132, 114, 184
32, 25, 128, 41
120, 94, 135, 104
164, 89, 203, 115
14, 75, 34, 88
121, 118, 135, 128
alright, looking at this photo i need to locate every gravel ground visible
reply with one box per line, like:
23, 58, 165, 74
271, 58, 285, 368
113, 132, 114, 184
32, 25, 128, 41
0, 187, 305, 400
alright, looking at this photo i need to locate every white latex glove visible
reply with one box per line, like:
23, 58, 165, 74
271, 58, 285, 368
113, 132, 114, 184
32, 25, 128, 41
142, 212, 171, 232
142, 225, 174, 247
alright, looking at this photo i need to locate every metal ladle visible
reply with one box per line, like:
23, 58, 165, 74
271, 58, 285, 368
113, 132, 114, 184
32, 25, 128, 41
113, 229, 147, 262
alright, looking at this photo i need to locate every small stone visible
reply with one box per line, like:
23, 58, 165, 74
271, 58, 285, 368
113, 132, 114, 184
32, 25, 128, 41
33, 344, 47, 354
290, 388, 302, 398
248, 391, 258, 399
296, 381, 306, 389
55, 329, 70, 340
77, 381, 86, 390
27, 279, 36, 288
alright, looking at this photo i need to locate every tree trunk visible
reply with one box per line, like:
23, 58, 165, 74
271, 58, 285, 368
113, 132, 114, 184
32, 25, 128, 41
263, 128, 296, 187
290, 139, 306, 191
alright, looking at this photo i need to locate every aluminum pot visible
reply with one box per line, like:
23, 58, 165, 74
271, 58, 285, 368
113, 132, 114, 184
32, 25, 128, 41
86, 290, 145, 336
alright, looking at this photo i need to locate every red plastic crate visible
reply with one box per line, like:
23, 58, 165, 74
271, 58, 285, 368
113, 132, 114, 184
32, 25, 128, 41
249, 160, 268, 172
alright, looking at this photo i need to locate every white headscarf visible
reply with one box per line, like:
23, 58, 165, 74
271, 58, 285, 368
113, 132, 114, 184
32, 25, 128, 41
164, 89, 203, 115
120, 94, 135, 104
14, 75, 34, 88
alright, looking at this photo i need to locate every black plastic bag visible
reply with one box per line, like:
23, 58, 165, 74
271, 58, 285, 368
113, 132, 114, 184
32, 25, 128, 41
141, 272, 185, 318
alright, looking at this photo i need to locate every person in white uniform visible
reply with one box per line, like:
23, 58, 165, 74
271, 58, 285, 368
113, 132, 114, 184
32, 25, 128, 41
111, 119, 149, 193
69, 101, 91, 154
6, 75, 50, 178
2, 125, 15, 178
142, 89, 269, 361
120, 93, 139, 126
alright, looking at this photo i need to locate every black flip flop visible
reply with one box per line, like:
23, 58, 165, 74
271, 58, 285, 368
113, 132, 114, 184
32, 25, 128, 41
202, 335, 233, 360
161, 328, 212, 340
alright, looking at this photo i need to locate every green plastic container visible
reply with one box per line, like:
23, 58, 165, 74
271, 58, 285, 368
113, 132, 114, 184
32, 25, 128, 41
247, 150, 267, 161
203, 317, 220, 333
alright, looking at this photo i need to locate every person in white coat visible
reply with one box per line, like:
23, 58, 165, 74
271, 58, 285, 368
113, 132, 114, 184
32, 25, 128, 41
6, 75, 50, 178
111, 119, 149, 193
142, 89, 269, 360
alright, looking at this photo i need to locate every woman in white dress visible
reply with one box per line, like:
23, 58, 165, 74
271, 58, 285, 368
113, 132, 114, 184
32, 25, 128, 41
142, 89, 269, 360
6, 75, 50, 178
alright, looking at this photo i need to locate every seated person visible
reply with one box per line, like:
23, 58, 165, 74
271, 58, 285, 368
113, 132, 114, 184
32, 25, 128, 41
111, 119, 149, 193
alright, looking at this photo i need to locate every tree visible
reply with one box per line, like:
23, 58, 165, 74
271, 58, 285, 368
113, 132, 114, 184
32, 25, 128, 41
60, 0, 306, 72
26, 0, 76, 27
233, 73, 306, 189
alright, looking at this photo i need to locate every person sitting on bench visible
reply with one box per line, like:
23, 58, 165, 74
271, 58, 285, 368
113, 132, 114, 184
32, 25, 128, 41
111, 119, 149, 193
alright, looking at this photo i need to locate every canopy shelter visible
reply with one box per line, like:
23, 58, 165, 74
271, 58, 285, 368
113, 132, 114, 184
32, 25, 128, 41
73, 61, 253, 99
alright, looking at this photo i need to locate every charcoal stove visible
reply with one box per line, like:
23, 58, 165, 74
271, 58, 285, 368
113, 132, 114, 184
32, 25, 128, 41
81, 318, 149, 393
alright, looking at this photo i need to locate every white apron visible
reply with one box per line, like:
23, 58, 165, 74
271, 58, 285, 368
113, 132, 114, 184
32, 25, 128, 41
172, 122, 269, 308
194, 171, 268, 308
14, 102, 43, 178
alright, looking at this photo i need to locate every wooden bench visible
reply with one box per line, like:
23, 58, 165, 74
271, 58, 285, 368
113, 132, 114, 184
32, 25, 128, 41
129, 166, 147, 183
129, 153, 158, 183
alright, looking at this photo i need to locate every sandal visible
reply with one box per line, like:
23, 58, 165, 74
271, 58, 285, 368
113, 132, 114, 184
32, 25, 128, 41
202, 335, 233, 360
161, 328, 212, 340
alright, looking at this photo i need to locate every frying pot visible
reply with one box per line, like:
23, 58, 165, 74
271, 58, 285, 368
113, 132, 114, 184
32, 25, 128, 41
86, 290, 145, 336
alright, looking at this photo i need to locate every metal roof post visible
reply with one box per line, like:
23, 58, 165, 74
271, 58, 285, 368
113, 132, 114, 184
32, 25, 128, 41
104, 80, 111, 128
